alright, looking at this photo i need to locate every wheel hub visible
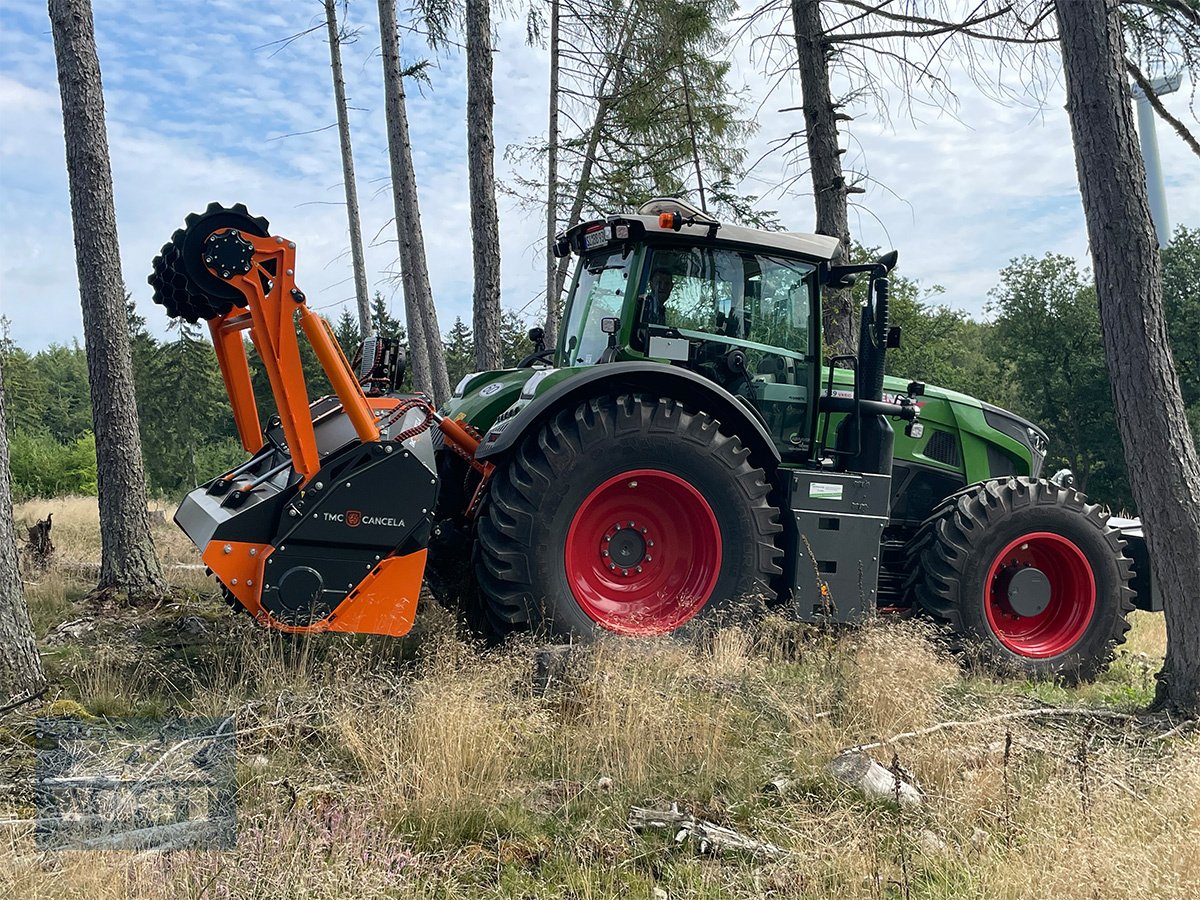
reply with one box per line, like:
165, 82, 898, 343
983, 532, 1096, 658
603, 522, 651, 574
1005, 565, 1052, 617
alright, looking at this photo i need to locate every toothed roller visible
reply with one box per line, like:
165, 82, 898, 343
148, 203, 271, 322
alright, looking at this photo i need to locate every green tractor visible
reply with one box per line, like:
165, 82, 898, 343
434, 198, 1153, 680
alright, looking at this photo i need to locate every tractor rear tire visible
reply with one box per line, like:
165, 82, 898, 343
474, 394, 782, 639
907, 477, 1134, 682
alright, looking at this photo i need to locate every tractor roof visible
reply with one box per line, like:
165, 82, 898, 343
633, 197, 841, 261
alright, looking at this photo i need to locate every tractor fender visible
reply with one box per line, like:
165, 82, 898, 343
474, 361, 782, 470
1108, 516, 1160, 612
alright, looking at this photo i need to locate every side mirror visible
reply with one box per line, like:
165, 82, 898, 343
527, 326, 545, 352
878, 250, 899, 272
886, 326, 902, 349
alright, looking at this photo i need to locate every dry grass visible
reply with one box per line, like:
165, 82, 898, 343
2, 499, 1197, 898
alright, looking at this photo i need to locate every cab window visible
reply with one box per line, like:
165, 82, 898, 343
637, 246, 814, 356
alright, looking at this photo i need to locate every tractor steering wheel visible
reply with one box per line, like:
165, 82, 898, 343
517, 348, 556, 368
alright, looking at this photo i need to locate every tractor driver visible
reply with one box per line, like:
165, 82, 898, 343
642, 267, 674, 326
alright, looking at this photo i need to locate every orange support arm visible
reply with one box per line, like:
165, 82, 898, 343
209, 313, 263, 454
201, 230, 380, 481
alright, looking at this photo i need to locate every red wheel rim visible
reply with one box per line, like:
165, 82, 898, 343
983, 531, 1095, 658
564, 468, 722, 635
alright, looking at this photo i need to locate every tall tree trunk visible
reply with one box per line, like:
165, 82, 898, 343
791, 0, 855, 358
544, 0, 561, 344
0, 363, 46, 711
48, 0, 165, 599
679, 65, 707, 213
1056, 0, 1200, 716
466, 0, 503, 371
324, 0, 372, 340
551, 2, 642, 318
377, 0, 451, 404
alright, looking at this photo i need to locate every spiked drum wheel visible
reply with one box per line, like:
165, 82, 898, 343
148, 202, 270, 323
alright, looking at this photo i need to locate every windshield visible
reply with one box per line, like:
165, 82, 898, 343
560, 248, 634, 365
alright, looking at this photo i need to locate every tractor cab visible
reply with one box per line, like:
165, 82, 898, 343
554, 198, 890, 464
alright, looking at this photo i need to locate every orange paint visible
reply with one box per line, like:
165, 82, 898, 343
324, 549, 426, 637
203, 539, 424, 637
202, 539, 272, 617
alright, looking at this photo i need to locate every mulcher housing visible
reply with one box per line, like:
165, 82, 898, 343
152, 199, 1156, 681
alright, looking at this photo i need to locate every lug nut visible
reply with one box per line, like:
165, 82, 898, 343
636, 566, 642, 573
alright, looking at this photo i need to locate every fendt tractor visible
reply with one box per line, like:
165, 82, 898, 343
149, 199, 1158, 681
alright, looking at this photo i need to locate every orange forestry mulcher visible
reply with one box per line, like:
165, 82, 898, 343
149, 204, 486, 636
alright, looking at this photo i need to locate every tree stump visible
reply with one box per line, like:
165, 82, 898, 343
25, 514, 54, 567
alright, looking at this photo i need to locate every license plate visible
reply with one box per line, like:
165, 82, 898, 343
583, 228, 609, 249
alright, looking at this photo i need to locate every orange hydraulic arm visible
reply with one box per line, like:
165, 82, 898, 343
204, 231, 378, 481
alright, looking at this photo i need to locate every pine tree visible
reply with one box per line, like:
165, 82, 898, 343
443, 316, 475, 388
334, 308, 361, 358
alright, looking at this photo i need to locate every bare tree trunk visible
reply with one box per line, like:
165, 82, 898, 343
324, 0, 372, 340
466, 0, 503, 371
679, 65, 707, 213
377, 0, 451, 404
791, 0, 855, 358
48, 0, 164, 600
544, 0, 561, 345
1056, 0, 1200, 716
0, 363, 45, 710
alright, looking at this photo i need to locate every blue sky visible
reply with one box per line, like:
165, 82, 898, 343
0, 0, 1196, 351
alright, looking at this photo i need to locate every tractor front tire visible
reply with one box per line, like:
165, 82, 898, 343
474, 394, 782, 639
908, 477, 1134, 682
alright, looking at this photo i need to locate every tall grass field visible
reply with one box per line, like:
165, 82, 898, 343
2, 496, 1197, 898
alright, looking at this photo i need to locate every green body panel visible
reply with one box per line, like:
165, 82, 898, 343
445, 361, 1038, 487
445, 368, 536, 427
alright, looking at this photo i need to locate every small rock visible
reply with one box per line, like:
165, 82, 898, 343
763, 775, 792, 795
597, 776, 613, 791
653, 888, 668, 900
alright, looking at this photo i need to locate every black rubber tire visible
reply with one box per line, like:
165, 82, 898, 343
474, 394, 782, 639
906, 477, 1134, 682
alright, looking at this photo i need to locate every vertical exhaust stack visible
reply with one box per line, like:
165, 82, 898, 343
836, 251, 898, 476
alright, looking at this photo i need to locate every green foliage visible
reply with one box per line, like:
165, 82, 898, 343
8, 429, 97, 500
443, 316, 475, 388
1162, 226, 1200, 447
370, 292, 405, 341
986, 254, 1129, 505
333, 308, 361, 359
137, 319, 240, 496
